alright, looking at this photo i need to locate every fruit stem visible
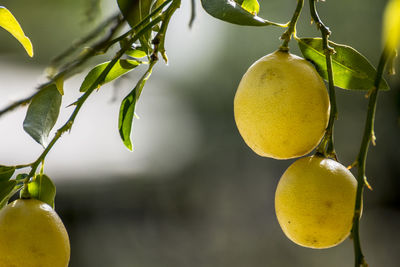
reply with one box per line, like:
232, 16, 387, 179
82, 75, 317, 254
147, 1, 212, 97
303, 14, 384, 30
20, 184, 31, 199
279, 0, 304, 52
351, 44, 394, 267
309, 0, 338, 160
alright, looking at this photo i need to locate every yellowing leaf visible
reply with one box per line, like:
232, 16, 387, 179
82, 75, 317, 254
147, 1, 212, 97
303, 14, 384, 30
0, 6, 33, 57
241, 0, 260, 15
383, 0, 400, 50
54, 75, 64, 95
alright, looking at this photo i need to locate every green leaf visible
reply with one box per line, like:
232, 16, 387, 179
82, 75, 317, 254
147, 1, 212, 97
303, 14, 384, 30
125, 48, 148, 59
241, 0, 260, 15
117, 0, 153, 28
23, 84, 62, 147
28, 174, 56, 208
0, 166, 15, 181
0, 180, 17, 209
153, 0, 167, 11
200, 0, 281, 26
118, 88, 139, 151
297, 38, 389, 91
119, 66, 154, 150
16, 173, 28, 182
0, 6, 33, 57
80, 59, 141, 92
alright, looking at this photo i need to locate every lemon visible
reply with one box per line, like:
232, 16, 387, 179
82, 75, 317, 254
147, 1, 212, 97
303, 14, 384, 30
275, 156, 357, 249
234, 50, 330, 159
383, 0, 400, 50
0, 198, 70, 267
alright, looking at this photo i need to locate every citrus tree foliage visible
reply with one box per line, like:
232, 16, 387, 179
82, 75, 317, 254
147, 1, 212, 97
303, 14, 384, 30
0, 0, 399, 266
0, 6, 33, 57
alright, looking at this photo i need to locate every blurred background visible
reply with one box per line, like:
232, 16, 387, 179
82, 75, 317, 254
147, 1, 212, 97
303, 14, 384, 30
0, 0, 399, 266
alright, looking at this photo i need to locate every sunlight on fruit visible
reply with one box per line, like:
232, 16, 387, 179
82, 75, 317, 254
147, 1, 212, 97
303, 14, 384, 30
275, 156, 358, 249
234, 50, 330, 159
0, 199, 70, 267
383, 0, 400, 50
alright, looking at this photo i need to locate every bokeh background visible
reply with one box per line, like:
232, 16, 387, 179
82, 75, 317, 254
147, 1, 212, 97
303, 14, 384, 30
0, 0, 399, 266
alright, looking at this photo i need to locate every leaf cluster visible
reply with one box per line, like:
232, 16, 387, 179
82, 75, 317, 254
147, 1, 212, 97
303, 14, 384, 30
201, 0, 390, 92
0, 0, 180, 208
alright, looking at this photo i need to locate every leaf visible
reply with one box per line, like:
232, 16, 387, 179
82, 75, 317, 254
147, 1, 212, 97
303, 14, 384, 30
297, 38, 389, 91
80, 59, 141, 92
117, 0, 153, 28
54, 74, 64, 95
383, 0, 400, 50
0, 6, 33, 57
0, 166, 15, 181
200, 0, 281, 26
125, 48, 148, 59
118, 66, 154, 150
153, 0, 167, 11
16, 173, 28, 182
23, 84, 62, 147
0, 180, 17, 209
28, 174, 56, 208
241, 0, 259, 15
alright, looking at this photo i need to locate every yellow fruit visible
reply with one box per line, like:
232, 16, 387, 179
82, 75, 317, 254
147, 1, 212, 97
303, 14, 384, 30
234, 50, 330, 159
275, 156, 357, 249
0, 198, 70, 267
383, 0, 400, 50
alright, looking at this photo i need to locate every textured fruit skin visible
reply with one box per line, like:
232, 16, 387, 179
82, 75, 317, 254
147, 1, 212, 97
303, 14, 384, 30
0, 199, 70, 267
234, 50, 330, 159
275, 156, 357, 249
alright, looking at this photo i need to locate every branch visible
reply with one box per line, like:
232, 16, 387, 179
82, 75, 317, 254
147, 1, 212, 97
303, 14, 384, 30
350, 45, 393, 267
0, 13, 125, 118
50, 13, 123, 68
189, 0, 196, 28
279, 0, 304, 51
22, 0, 179, 181
0, 94, 34, 117
309, 0, 338, 160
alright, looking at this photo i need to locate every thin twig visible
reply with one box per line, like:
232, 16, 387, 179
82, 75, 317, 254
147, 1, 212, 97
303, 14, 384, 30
154, 1, 180, 63
351, 45, 393, 267
279, 0, 304, 51
309, 0, 338, 160
0, 15, 126, 118
0, 94, 34, 117
23, 0, 178, 181
189, 0, 196, 28
50, 13, 123, 67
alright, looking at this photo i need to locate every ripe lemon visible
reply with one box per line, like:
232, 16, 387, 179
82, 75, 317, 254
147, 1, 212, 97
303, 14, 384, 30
0, 198, 70, 267
275, 156, 357, 249
234, 50, 330, 159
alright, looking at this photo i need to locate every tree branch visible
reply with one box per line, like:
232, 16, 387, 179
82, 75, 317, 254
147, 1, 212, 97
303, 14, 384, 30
309, 0, 338, 160
351, 45, 393, 267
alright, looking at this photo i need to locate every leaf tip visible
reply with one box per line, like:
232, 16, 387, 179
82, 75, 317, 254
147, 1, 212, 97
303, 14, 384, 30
124, 141, 133, 151
25, 37, 34, 57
